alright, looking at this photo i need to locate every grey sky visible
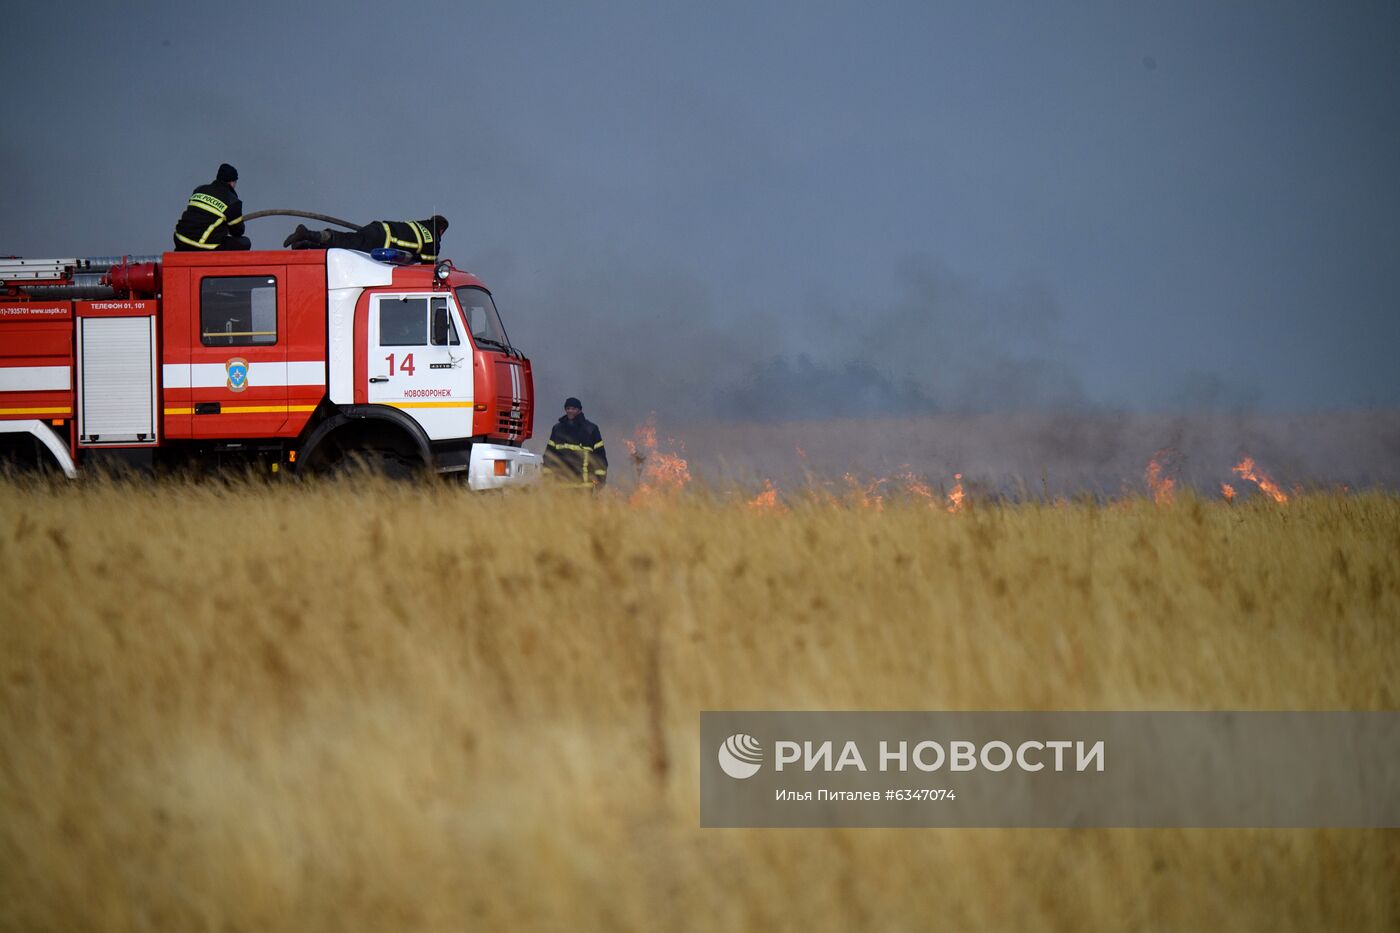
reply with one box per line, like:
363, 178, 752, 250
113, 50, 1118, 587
4, 1, 1397, 423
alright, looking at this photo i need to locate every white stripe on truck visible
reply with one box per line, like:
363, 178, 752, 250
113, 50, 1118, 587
161, 361, 326, 389
0, 365, 70, 392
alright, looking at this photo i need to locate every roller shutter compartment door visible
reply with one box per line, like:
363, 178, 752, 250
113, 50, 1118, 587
78, 316, 157, 444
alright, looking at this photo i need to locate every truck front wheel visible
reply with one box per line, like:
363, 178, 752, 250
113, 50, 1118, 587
323, 447, 421, 480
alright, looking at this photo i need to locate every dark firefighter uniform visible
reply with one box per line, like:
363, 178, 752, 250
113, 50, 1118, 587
371, 219, 442, 263
174, 164, 249, 251
284, 216, 447, 263
545, 410, 608, 487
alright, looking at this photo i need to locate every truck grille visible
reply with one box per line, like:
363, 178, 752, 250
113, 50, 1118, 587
497, 406, 525, 436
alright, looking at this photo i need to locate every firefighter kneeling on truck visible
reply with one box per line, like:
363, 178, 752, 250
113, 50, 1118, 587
173, 163, 250, 251
544, 397, 607, 488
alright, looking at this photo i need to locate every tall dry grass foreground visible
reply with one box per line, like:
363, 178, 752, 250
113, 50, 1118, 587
1, 477, 1397, 932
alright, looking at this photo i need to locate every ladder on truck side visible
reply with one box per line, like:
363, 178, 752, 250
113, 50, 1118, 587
0, 257, 82, 278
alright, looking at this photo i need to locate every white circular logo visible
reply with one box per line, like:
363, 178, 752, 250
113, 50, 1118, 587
718, 733, 763, 779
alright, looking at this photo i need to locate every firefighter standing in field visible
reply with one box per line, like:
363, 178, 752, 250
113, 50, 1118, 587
544, 397, 608, 488
282, 216, 448, 264
173, 163, 250, 251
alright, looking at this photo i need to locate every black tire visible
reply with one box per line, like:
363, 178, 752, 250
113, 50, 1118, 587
0, 432, 66, 478
318, 447, 424, 481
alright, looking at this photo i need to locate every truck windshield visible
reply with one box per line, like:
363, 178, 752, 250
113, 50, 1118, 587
454, 286, 512, 351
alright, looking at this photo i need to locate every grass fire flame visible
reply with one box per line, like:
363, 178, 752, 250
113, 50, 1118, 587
1233, 457, 1289, 503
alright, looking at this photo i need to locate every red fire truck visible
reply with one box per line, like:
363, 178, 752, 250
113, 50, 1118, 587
0, 248, 541, 486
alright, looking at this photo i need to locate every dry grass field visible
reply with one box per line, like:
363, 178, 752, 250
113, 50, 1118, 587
1, 474, 1397, 932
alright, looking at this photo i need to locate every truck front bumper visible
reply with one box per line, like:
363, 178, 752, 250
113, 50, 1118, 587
465, 443, 543, 490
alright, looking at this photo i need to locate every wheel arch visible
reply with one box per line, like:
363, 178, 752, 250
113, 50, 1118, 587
0, 420, 77, 478
297, 405, 433, 472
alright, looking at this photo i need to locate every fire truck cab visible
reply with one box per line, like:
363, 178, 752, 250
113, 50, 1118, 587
0, 248, 541, 486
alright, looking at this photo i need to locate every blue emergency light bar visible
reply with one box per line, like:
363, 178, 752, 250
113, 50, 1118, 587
370, 248, 416, 265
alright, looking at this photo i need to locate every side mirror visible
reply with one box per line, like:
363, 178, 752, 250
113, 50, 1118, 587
431, 305, 450, 346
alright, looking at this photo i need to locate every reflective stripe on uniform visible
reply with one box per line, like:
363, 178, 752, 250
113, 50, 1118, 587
199, 216, 225, 243
411, 221, 436, 261
188, 192, 229, 214
180, 194, 229, 247
187, 199, 225, 218
174, 231, 221, 250
380, 221, 422, 251
547, 439, 603, 485
379, 221, 436, 262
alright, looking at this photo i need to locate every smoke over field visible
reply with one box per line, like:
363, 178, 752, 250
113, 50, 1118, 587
2, 477, 1397, 931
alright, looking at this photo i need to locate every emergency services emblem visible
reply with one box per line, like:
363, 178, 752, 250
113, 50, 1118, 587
226, 358, 249, 392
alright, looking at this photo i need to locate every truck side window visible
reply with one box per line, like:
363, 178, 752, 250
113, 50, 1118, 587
200, 276, 277, 346
380, 297, 427, 346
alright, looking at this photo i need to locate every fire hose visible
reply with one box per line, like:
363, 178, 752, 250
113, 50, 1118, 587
8, 211, 379, 299
238, 209, 360, 229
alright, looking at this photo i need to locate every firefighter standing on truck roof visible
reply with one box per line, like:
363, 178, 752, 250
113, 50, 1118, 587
173, 163, 250, 251
544, 397, 607, 488
282, 216, 448, 264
